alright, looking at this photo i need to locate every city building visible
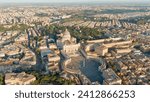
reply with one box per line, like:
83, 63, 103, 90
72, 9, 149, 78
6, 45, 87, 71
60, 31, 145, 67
57, 29, 80, 57
103, 68, 122, 85
5, 72, 36, 85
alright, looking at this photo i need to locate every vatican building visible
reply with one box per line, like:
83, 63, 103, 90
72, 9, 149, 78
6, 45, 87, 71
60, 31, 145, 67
57, 29, 81, 57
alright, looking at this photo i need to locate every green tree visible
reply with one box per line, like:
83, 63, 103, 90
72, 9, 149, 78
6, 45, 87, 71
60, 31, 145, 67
0, 74, 4, 85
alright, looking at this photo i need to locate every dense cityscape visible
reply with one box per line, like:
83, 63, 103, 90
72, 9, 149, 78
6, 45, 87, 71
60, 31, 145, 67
0, 3, 150, 85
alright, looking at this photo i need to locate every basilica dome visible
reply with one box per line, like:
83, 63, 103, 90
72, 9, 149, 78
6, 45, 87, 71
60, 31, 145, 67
62, 29, 71, 42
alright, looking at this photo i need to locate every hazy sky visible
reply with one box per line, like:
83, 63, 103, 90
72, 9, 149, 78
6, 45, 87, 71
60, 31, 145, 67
0, 0, 149, 3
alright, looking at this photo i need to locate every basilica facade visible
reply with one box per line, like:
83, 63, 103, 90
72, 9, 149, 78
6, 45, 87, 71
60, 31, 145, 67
56, 29, 80, 56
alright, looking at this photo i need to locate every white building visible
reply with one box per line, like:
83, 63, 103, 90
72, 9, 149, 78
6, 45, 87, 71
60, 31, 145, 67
57, 29, 80, 56
0, 51, 5, 58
